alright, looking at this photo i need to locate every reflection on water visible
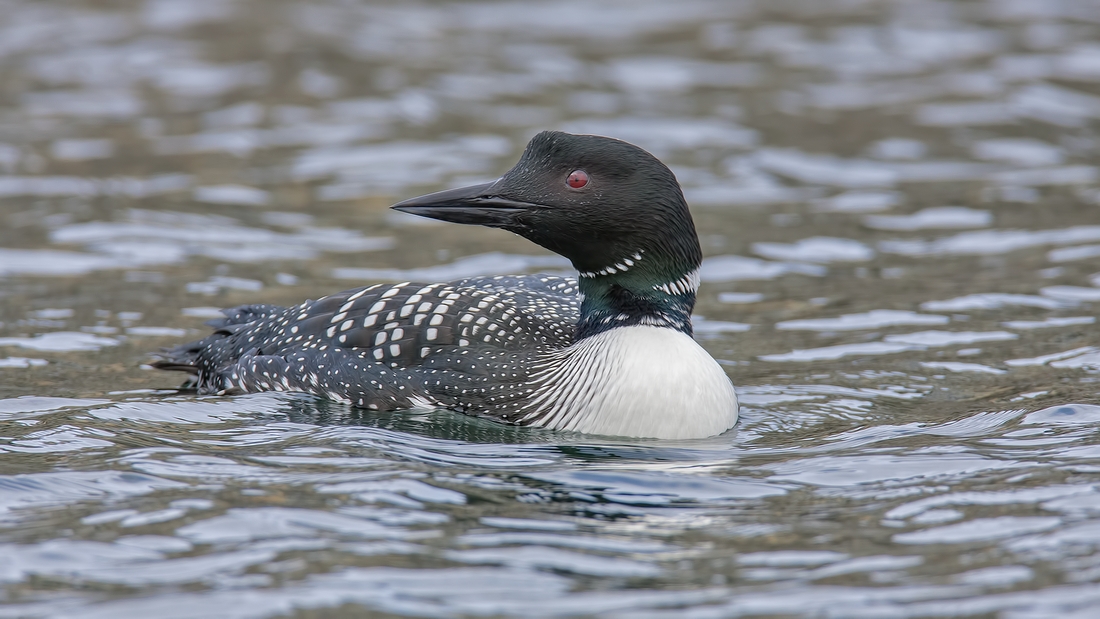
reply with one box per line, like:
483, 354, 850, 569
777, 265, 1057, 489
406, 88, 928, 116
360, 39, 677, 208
2, 0, 1100, 616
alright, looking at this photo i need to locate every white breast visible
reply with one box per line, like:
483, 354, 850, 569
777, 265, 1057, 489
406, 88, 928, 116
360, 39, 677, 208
525, 326, 739, 439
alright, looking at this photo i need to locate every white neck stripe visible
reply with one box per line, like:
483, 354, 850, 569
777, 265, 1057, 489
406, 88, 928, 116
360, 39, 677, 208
654, 268, 700, 296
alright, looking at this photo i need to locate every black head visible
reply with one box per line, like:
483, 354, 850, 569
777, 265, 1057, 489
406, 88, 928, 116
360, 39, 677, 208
392, 131, 702, 300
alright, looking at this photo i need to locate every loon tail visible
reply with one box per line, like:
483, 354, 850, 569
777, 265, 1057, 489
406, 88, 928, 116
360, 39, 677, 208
149, 303, 285, 375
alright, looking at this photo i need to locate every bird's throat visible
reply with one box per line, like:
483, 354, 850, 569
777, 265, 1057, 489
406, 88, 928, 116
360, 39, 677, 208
575, 273, 696, 341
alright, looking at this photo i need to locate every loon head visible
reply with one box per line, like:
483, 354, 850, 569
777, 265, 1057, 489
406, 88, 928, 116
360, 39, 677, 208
392, 131, 702, 333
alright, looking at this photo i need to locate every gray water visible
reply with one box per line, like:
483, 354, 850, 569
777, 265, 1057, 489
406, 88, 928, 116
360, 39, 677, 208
2, 0, 1100, 616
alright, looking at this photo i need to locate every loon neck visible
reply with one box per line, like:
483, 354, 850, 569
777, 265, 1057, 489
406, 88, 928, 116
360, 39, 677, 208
575, 267, 699, 341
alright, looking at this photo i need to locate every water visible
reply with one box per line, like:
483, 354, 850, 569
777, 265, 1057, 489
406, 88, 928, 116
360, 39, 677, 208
2, 0, 1100, 616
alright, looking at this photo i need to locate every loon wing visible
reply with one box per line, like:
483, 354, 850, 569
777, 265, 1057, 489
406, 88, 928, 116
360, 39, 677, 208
152, 275, 580, 409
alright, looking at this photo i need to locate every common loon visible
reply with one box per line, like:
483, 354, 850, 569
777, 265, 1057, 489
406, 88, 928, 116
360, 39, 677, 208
154, 131, 738, 439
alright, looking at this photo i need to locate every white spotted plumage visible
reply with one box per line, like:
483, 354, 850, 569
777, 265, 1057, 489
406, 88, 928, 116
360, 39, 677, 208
156, 274, 736, 439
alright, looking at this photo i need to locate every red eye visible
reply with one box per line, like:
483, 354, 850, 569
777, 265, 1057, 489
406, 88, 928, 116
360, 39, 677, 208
566, 169, 589, 189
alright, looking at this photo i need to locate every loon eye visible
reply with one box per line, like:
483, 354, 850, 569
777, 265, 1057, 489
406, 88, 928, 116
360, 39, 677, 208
566, 169, 589, 189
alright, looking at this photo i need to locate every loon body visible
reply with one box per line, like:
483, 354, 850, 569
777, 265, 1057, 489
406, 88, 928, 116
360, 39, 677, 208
155, 131, 738, 439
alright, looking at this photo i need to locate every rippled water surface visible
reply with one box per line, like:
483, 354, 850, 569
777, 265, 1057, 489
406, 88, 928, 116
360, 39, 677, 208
3, 0, 1100, 616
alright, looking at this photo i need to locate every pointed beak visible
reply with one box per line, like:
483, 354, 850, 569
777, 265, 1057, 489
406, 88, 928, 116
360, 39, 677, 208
391, 181, 539, 228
